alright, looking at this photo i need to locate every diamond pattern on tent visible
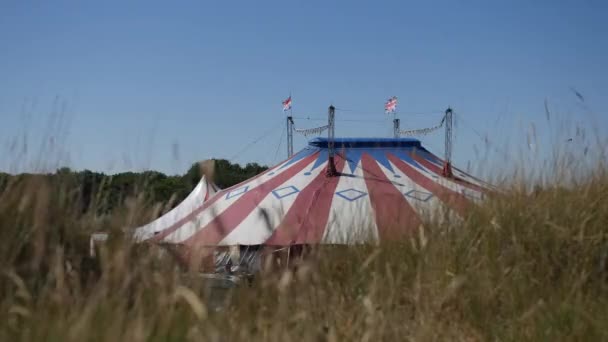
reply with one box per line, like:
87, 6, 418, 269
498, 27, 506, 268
404, 189, 433, 202
335, 188, 367, 202
226, 186, 249, 200
272, 186, 300, 199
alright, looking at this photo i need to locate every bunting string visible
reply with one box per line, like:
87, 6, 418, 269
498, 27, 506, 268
294, 124, 329, 137
398, 116, 446, 137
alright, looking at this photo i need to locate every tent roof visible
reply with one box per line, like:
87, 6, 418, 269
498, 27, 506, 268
144, 137, 491, 251
132, 175, 219, 242
309, 137, 421, 148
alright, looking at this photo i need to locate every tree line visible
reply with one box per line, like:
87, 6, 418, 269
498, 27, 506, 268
0, 159, 268, 217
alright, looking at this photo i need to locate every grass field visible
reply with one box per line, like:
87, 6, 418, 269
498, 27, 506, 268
1, 149, 607, 341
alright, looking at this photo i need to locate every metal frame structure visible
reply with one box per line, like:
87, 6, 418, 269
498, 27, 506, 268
393, 118, 400, 138
326, 105, 337, 176
286, 116, 294, 158
286, 103, 454, 179
442, 107, 454, 177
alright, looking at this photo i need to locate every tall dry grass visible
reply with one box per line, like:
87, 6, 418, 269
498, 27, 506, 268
0, 159, 607, 341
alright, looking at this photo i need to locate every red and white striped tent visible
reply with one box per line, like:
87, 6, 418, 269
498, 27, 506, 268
132, 175, 220, 242
139, 137, 490, 268
90, 175, 220, 257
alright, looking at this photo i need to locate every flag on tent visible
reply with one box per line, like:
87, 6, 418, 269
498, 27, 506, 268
282, 96, 292, 111
385, 96, 398, 114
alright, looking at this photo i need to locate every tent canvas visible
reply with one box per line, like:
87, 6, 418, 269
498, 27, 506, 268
140, 137, 491, 268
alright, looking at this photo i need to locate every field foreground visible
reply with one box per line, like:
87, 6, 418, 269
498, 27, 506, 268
1, 170, 607, 341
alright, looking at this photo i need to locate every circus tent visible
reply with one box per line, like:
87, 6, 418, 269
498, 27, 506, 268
141, 137, 490, 267
132, 175, 220, 242
90, 173, 220, 257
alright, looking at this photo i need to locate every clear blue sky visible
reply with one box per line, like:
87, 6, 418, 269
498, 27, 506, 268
1, 0, 606, 179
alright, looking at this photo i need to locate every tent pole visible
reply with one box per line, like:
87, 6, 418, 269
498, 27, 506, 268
442, 107, 454, 178
286, 115, 294, 158
326, 105, 337, 176
393, 117, 400, 138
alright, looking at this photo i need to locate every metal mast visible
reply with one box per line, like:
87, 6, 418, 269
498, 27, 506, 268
326, 105, 337, 176
393, 117, 400, 138
442, 107, 454, 178
286, 116, 294, 157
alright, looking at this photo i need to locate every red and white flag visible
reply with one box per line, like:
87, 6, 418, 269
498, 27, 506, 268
385, 96, 398, 114
282, 96, 292, 111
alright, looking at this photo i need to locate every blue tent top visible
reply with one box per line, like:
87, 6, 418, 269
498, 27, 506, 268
308, 137, 421, 149
280, 137, 428, 174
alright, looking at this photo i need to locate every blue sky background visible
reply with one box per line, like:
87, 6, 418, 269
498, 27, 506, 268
1, 0, 606, 180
